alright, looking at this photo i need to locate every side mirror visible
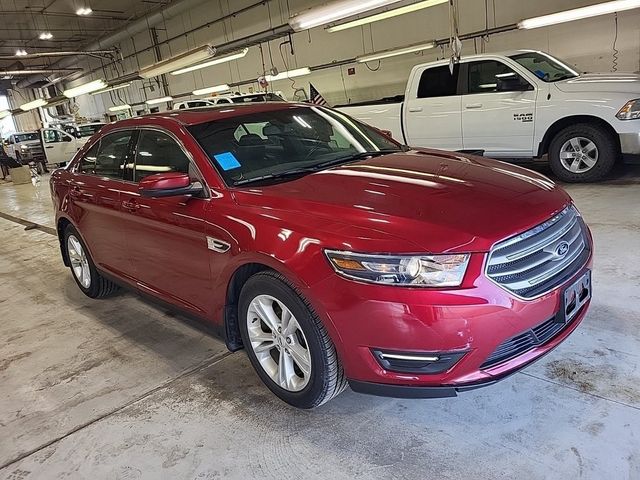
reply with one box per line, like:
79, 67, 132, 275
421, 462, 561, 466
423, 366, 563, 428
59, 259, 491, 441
138, 172, 203, 198
496, 75, 532, 92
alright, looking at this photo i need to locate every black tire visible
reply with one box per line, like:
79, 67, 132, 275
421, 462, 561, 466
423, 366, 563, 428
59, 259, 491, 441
239, 271, 347, 409
63, 224, 119, 298
548, 123, 617, 183
15, 152, 23, 165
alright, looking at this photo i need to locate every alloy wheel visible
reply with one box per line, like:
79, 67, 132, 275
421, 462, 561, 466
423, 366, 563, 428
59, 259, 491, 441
246, 294, 312, 392
559, 137, 598, 174
67, 234, 91, 289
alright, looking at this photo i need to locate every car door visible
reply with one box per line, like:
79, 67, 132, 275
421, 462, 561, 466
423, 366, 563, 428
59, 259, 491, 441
461, 59, 537, 157
403, 63, 463, 150
41, 128, 79, 167
70, 130, 136, 280
118, 128, 213, 317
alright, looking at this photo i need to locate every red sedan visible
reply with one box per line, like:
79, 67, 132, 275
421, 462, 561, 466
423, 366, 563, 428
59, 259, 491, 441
50, 103, 593, 408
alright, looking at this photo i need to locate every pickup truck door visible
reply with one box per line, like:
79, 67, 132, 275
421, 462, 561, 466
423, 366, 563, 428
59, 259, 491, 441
461, 60, 537, 157
41, 128, 80, 167
403, 64, 463, 150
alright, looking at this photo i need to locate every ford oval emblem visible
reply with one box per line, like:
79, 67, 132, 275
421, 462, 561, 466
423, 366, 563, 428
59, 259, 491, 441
555, 241, 570, 257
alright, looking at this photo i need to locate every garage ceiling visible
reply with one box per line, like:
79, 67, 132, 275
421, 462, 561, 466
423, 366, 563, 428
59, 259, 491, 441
0, 0, 169, 61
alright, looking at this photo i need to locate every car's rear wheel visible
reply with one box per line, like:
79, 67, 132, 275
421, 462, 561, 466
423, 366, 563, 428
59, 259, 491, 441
549, 124, 617, 183
239, 271, 347, 409
64, 225, 119, 298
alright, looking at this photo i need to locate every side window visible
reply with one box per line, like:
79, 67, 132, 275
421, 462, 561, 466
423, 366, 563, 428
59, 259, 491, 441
417, 65, 459, 98
43, 130, 69, 143
78, 141, 100, 174
217, 98, 231, 104
80, 131, 133, 178
467, 60, 527, 94
178, 103, 186, 110
133, 130, 192, 182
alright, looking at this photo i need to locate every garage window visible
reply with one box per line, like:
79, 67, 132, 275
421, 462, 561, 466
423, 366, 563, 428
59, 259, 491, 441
417, 65, 460, 98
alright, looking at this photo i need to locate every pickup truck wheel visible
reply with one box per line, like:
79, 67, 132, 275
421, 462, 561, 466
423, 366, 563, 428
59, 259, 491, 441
64, 225, 119, 298
549, 124, 617, 182
239, 271, 347, 409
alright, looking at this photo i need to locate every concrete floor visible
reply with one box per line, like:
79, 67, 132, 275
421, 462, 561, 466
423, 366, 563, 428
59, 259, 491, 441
0, 167, 639, 480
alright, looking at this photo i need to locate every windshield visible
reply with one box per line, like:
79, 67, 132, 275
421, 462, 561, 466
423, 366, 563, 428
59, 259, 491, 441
14, 133, 39, 142
509, 52, 579, 82
188, 106, 401, 186
78, 124, 104, 137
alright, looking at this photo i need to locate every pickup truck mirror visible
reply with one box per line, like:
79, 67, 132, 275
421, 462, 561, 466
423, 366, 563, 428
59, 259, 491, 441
496, 76, 532, 92
138, 172, 203, 198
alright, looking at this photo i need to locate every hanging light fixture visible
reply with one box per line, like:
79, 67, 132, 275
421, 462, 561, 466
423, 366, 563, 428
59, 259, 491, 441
357, 41, 436, 63
109, 105, 132, 112
20, 99, 48, 111
518, 0, 640, 29
63, 79, 108, 98
139, 45, 216, 79
39, 32, 53, 40
171, 49, 249, 75
76, 7, 93, 15
192, 84, 231, 96
145, 96, 174, 105
90, 83, 131, 95
289, 0, 404, 31
265, 67, 311, 81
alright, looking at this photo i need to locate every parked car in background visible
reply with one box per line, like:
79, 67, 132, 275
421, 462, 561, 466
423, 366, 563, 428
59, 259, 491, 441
337, 50, 640, 183
50, 103, 593, 408
40, 128, 86, 169
4, 131, 47, 173
173, 92, 285, 110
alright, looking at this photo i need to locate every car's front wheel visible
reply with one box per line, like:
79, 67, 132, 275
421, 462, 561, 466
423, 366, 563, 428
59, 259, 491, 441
63, 225, 119, 298
239, 271, 347, 408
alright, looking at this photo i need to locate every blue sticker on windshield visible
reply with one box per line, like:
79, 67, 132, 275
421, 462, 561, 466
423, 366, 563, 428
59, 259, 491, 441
214, 152, 241, 171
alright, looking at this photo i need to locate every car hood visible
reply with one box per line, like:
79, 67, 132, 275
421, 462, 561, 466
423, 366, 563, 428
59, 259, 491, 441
231, 150, 572, 253
555, 73, 640, 94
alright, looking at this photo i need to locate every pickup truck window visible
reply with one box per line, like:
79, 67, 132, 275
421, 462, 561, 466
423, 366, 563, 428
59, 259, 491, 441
417, 65, 459, 98
467, 60, 526, 93
509, 52, 579, 82
13, 133, 39, 143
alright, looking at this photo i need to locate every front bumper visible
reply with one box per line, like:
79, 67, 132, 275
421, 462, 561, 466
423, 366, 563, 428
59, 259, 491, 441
309, 252, 593, 398
620, 132, 640, 155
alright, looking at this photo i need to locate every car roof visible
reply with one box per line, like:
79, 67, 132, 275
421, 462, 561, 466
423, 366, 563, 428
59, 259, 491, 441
110, 102, 311, 129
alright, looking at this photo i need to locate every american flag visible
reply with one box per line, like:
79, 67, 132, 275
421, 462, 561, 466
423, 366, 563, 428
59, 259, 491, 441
309, 83, 328, 106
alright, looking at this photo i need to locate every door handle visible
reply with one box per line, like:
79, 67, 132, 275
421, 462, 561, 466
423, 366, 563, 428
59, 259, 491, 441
408, 107, 423, 113
465, 103, 483, 109
46, 146, 54, 149
122, 200, 140, 212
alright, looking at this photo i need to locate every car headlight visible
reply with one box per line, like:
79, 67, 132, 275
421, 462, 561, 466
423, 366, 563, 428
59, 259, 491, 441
616, 99, 640, 120
20, 144, 29, 150
325, 250, 470, 287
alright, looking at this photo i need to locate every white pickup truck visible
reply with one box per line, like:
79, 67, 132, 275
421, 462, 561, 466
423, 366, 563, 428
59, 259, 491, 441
337, 50, 640, 182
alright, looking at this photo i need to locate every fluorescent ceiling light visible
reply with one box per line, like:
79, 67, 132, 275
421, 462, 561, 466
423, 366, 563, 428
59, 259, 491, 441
39, 32, 53, 40
90, 83, 131, 95
192, 84, 231, 95
518, 0, 640, 29
76, 7, 92, 15
171, 49, 249, 75
20, 99, 48, 111
265, 67, 311, 82
139, 45, 215, 79
289, 0, 404, 31
0, 110, 11, 119
145, 96, 173, 105
357, 41, 436, 62
63, 79, 108, 98
109, 104, 132, 112
15, 49, 27, 56
327, 0, 447, 32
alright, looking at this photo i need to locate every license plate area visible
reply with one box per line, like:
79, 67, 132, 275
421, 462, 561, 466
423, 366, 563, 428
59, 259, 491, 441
562, 270, 592, 323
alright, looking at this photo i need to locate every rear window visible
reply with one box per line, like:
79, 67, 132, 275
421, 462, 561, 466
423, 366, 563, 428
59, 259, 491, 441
417, 65, 459, 98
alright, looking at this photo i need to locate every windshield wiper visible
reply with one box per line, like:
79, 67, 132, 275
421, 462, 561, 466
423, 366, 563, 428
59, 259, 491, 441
233, 149, 402, 186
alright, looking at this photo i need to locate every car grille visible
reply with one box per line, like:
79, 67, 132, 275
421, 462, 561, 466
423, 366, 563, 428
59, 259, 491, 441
486, 205, 590, 299
480, 315, 571, 370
